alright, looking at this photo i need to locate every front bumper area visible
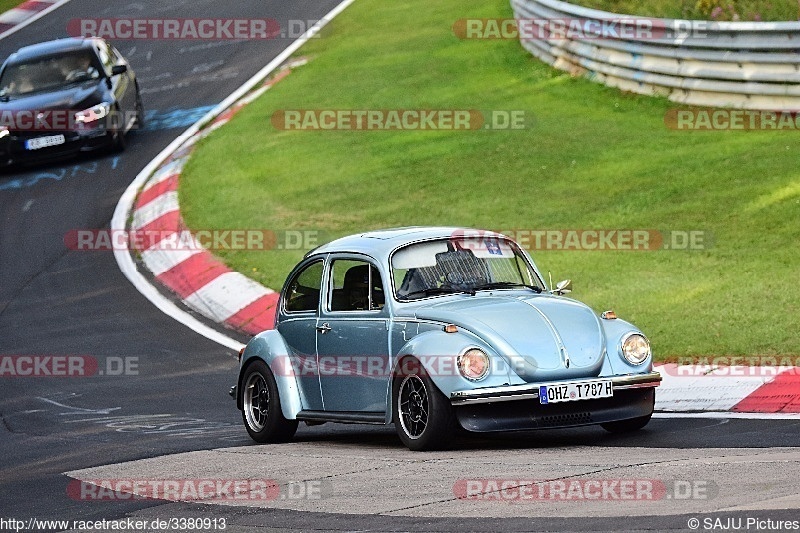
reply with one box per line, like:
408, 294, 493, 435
455, 387, 655, 432
449, 371, 661, 405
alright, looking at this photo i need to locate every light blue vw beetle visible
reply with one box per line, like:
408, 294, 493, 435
231, 227, 661, 450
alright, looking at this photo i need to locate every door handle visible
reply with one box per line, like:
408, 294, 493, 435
316, 322, 332, 334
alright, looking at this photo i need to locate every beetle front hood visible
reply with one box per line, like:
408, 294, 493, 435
411, 294, 606, 382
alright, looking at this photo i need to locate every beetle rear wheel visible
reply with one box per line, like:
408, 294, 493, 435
394, 358, 458, 451
242, 360, 298, 443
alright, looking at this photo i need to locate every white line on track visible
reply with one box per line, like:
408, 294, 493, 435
0, 0, 72, 40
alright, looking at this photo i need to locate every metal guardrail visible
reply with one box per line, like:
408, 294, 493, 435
510, 0, 800, 109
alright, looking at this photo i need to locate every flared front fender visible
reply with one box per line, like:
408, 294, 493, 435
237, 330, 303, 420
386, 328, 521, 421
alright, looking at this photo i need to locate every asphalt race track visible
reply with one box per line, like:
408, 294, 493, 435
0, 2, 799, 532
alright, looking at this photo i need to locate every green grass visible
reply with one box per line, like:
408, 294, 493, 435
573, 0, 798, 21
179, 0, 800, 359
0, 0, 25, 14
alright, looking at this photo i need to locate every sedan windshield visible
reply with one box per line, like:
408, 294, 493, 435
392, 236, 543, 300
0, 51, 101, 98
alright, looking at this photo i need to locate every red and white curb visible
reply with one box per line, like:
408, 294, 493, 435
0, 0, 71, 39
655, 363, 800, 414
128, 64, 304, 336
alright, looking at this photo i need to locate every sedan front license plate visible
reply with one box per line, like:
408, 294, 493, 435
539, 379, 612, 404
25, 134, 65, 150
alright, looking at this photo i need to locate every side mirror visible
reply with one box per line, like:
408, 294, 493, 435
551, 279, 572, 296
111, 64, 128, 76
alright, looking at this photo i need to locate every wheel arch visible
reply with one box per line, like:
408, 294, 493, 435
237, 330, 303, 420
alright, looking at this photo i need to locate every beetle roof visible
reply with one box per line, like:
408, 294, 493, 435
308, 226, 509, 261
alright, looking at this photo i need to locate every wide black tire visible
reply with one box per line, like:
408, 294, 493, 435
601, 413, 652, 433
241, 360, 298, 443
393, 357, 458, 451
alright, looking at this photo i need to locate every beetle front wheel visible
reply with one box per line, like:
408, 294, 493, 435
393, 358, 457, 451
241, 360, 298, 443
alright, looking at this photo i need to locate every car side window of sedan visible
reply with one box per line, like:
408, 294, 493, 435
285, 261, 324, 313
329, 259, 385, 312
95, 43, 115, 76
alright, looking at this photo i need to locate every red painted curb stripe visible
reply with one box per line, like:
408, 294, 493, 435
131, 211, 181, 251
155, 251, 231, 299
732, 370, 800, 413
136, 175, 179, 209
225, 293, 279, 334
18, 1, 51, 12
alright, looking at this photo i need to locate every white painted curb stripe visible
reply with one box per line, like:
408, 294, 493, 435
183, 272, 273, 322
141, 246, 203, 277
131, 191, 179, 230
655, 370, 770, 412
112, 0, 357, 352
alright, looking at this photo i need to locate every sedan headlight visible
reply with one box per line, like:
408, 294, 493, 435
457, 348, 490, 381
74, 102, 111, 125
620, 333, 651, 365
0, 126, 8, 139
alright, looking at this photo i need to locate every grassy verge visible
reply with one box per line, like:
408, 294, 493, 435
180, 0, 800, 358
572, 0, 798, 21
0, 1, 25, 15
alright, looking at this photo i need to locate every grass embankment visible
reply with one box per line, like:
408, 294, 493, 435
180, 0, 800, 358
574, 0, 798, 21
0, 1, 26, 15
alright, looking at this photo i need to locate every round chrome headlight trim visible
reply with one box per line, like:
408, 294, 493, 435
457, 347, 490, 381
619, 332, 651, 365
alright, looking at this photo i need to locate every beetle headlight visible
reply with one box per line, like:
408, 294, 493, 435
457, 348, 490, 381
620, 333, 650, 365
74, 102, 111, 124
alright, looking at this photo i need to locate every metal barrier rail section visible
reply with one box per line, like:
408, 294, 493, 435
510, 0, 800, 109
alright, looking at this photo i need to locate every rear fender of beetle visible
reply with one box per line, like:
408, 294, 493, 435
237, 330, 303, 420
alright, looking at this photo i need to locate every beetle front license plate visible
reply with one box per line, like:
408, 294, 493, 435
539, 380, 613, 404
25, 134, 65, 150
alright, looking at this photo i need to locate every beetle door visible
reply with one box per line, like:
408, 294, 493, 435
316, 258, 389, 412
277, 260, 324, 410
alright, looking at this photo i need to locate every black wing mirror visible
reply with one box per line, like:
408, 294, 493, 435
111, 64, 128, 76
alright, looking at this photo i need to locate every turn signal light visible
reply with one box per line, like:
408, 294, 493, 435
443, 324, 458, 333
601, 310, 617, 320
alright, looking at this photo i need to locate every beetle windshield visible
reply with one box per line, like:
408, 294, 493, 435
392, 236, 543, 301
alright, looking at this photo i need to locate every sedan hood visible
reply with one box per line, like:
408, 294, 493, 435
0, 82, 103, 113
411, 294, 606, 382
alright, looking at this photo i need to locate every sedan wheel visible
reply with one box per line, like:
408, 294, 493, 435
242, 360, 298, 443
394, 358, 458, 451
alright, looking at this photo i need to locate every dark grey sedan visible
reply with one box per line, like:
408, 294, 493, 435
0, 37, 143, 167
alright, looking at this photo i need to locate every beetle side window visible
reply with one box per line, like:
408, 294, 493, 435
285, 261, 323, 313
329, 260, 384, 312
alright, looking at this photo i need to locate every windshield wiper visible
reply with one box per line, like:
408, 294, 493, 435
398, 286, 476, 300
474, 281, 543, 293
